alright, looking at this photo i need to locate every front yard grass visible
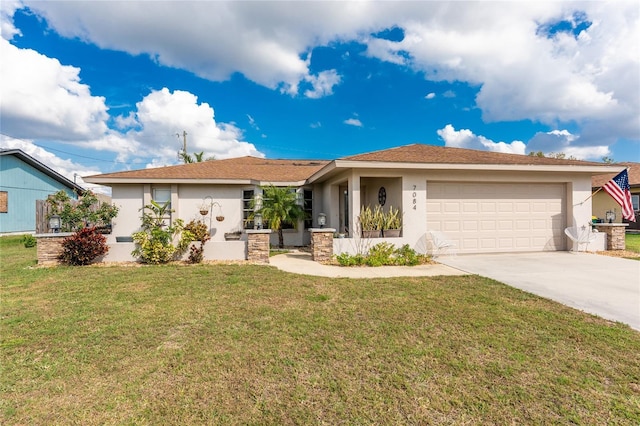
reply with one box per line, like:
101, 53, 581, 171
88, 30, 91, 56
626, 233, 640, 253
2, 235, 639, 424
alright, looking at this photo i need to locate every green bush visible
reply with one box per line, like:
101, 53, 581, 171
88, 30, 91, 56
131, 201, 191, 264
335, 243, 430, 267
365, 242, 396, 266
183, 220, 210, 264
336, 252, 365, 266
394, 244, 421, 266
58, 227, 109, 265
21, 234, 36, 248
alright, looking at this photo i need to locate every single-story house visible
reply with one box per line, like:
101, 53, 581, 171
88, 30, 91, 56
591, 162, 640, 230
84, 144, 623, 261
0, 149, 85, 234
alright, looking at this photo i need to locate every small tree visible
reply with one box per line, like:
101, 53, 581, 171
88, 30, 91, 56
249, 185, 306, 249
46, 190, 119, 232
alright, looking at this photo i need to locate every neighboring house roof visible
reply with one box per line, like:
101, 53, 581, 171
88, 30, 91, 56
85, 156, 330, 186
84, 143, 622, 186
0, 149, 85, 195
592, 162, 640, 189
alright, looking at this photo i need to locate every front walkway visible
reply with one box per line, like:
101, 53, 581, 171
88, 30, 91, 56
269, 251, 464, 278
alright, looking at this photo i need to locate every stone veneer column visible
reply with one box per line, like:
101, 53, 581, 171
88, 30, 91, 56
245, 229, 272, 263
35, 233, 73, 265
594, 223, 628, 250
309, 228, 336, 262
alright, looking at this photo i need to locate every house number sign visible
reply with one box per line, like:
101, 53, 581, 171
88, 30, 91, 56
412, 185, 417, 210
378, 187, 386, 206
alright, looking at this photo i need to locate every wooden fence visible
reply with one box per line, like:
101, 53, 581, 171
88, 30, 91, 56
35, 198, 112, 234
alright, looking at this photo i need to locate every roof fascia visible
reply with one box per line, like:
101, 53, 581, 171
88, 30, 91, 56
83, 177, 310, 187
330, 160, 623, 174
307, 161, 338, 183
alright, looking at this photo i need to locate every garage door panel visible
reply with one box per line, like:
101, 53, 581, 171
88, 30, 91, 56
427, 182, 566, 254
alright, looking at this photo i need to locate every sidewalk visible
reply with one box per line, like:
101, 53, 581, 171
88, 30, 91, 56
269, 251, 465, 278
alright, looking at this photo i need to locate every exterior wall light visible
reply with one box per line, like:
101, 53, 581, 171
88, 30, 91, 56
49, 214, 61, 233
318, 212, 326, 228
254, 213, 263, 230
606, 210, 616, 223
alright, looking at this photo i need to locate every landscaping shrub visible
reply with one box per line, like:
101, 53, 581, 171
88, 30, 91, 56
365, 242, 396, 266
335, 243, 430, 267
394, 244, 421, 266
58, 227, 108, 265
336, 252, 365, 266
183, 220, 210, 264
21, 234, 36, 248
131, 201, 191, 264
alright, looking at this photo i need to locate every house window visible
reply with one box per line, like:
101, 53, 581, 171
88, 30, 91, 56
242, 189, 255, 229
632, 194, 639, 211
153, 188, 171, 208
303, 189, 313, 229
152, 188, 172, 224
0, 191, 7, 213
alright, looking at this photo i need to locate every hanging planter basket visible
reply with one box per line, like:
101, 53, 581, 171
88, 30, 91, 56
199, 210, 209, 216
216, 215, 225, 222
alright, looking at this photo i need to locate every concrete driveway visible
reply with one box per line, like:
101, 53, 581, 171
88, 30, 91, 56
438, 252, 640, 331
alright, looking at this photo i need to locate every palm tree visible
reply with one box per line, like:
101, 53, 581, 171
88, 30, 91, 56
179, 150, 213, 163
251, 185, 306, 248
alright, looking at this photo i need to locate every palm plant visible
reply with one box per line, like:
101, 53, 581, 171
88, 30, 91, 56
249, 185, 306, 248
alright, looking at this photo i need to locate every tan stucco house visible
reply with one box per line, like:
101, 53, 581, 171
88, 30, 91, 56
84, 144, 623, 261
591, 162, 640, 230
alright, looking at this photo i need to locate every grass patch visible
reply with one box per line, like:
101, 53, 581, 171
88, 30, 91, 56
2, 235, 640, 424
626, 233, 640, 253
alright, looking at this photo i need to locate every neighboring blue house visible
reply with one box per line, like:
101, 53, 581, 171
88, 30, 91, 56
0, 149, 85, 234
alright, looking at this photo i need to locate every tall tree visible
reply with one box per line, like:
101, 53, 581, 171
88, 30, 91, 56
251, 185, 306, 248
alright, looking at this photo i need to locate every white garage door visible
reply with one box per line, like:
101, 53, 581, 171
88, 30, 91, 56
427, 182, 566, 254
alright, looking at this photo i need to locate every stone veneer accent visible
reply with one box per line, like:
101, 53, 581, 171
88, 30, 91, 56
245, 230, 272, 263
594, 223, 628, 250
35, 233, 73, 265
310, 228, 336, 262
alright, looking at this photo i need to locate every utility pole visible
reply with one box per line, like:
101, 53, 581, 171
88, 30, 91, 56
180, 130, 187, 154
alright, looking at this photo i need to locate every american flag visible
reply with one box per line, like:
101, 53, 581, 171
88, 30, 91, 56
603, 169, 636, 222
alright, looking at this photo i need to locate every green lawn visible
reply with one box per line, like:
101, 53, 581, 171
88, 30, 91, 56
626, 233, 640, 253
2, 235, 639, 424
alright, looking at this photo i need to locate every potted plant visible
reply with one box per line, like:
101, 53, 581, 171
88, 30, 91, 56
382, 206, 402, 238
359, 205, 382, 238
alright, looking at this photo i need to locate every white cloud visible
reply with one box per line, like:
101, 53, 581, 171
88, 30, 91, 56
304, 69, 342, 99
126, 88, 263, 162
0, 30, 264, 167
0, 38, 109, 141
437, 124, 526, 155
526, 129, 610, 160
344, 118, 363, 127
424, 93, 436, 100
0, 0, 21, 40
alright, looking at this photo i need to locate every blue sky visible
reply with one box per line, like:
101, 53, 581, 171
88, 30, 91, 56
1, 1, 638, 191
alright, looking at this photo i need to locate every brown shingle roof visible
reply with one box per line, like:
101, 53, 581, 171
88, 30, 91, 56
86, 156, 329, 183
341, 144, 603, 166
592, 162, 640, 188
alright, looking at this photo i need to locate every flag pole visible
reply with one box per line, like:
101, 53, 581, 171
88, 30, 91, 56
579, 187, 603, 205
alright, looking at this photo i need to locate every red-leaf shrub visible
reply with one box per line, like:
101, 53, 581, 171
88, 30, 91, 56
58, 227, 109, 265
